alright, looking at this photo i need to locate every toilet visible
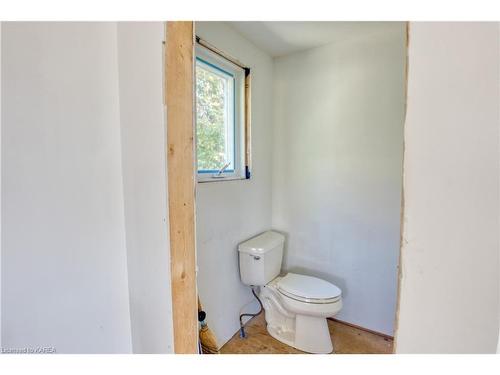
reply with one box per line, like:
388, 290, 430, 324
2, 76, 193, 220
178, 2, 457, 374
238, 231, 342, 354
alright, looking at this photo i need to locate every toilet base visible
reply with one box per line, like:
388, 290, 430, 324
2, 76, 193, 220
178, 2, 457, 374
294, 315, 333, 353
266, 313, 333, 354
260, 285, 336, 354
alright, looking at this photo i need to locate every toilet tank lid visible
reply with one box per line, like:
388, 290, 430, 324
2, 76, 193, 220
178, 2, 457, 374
238, 231, 285, 255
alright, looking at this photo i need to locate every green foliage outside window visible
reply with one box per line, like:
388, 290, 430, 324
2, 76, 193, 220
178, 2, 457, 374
196, 65, 227, 171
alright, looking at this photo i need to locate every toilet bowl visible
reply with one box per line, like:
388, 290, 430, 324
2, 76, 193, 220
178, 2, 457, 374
238, 231, 343, 354
260, 273, 342, 353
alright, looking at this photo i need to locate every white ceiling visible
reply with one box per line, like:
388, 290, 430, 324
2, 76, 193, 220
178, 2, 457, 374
227, 22, 402, 57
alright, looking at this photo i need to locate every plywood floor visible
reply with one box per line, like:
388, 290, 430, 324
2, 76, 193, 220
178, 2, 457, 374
220, 314, 393, 354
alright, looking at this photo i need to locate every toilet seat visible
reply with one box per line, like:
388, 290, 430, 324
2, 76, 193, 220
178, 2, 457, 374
277, 273, 342, 304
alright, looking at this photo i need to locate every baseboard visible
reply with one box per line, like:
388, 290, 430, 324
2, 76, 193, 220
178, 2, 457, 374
327, 318, 394, 341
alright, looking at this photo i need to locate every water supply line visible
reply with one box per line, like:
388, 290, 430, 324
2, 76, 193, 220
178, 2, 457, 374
239, 286, 264, 338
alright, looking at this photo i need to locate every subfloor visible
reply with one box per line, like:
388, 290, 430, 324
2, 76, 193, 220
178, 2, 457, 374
220, 313, 393, 354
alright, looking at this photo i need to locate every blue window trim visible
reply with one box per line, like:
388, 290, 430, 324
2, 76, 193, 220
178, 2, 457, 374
195, 56, 237, 175
196, 56, 234, 78
198, 169, 235, 174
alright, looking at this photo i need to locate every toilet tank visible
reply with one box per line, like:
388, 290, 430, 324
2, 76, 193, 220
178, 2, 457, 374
238, 231, 285, 286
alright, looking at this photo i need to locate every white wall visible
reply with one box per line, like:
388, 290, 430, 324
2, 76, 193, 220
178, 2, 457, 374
195, 22, 274, 347
1, 22, 133, 353
395, 22, 500, 353
116, 22, 174, 353
272, 23, 406, 336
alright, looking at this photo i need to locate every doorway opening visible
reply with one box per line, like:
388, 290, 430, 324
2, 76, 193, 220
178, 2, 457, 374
165, 21, 408, 354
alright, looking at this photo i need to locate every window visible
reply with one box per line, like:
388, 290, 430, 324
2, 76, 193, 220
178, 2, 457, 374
195, 41, 250, 181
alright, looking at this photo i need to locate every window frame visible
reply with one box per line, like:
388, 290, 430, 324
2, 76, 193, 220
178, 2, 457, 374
195, 55, 237, 176
195, 40, 250, 183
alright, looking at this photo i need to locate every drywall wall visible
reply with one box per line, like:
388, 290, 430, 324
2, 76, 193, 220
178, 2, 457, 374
1, 22, 133, 353
195, 22, 274, 347
272, 23, 406, 336
395, 22, 500, 353
116, 22, 174, 353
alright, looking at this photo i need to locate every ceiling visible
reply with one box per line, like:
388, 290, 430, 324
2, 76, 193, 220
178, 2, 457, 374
227, 22, 402, 57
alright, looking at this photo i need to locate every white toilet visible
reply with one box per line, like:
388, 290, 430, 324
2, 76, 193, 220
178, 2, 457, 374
238, 231, 342, 354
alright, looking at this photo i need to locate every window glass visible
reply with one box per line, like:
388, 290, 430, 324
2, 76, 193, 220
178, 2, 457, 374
196, 58, 235, 173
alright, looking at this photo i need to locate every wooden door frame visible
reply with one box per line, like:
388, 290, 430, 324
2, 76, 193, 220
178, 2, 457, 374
165, 21, 198, 354
392, 21, 409, 353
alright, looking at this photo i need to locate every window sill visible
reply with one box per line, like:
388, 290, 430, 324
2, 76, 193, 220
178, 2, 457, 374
197, 176, 248, 184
